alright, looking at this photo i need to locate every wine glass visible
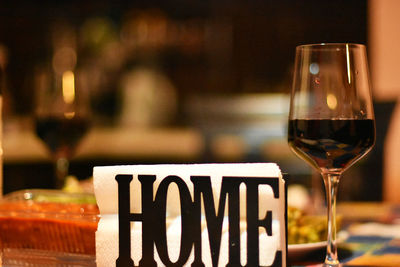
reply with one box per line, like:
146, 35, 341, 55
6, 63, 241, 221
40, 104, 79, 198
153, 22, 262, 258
34, 64, 90, 189
288, 43, 375, 266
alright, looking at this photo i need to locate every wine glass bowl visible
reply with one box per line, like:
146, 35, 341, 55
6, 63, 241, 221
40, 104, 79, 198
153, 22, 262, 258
288, 43, 375, 265
34, 66, 90, 188
288, 119, 375, 174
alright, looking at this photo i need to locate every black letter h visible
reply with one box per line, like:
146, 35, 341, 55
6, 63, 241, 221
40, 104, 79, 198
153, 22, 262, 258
115, 174, 157, 267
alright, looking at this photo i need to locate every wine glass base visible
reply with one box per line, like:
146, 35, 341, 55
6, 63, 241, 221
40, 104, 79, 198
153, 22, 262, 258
323, 260, 340, 267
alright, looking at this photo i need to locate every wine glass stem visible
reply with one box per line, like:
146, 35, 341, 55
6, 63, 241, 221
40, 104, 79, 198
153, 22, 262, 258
322, 172, 340, 266
55, 157, 69, 188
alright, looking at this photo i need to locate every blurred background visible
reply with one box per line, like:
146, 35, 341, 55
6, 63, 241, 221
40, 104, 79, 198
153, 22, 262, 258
0, 0, 398, 205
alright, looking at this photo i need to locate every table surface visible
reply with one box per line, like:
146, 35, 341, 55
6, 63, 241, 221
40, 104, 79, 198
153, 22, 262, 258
291, 202, 400, 267
1, 201, 399, 267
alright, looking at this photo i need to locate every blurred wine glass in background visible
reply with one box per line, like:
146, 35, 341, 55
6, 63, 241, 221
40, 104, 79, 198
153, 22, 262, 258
34, 37, 91, 188
0, 44, 7, 196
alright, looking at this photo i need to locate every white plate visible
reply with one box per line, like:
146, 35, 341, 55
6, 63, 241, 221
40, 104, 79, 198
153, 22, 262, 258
288, 241, 326, 258
288, 231, 348, 259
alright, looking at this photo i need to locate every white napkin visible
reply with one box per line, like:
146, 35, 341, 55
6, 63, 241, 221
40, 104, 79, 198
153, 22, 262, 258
94, 163, 286, 267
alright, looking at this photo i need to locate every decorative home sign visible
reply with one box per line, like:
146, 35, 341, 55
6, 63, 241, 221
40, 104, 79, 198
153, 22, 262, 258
94, 163, 287, 267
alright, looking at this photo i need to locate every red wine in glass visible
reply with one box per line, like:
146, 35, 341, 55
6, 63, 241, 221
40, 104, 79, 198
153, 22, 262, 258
35, 116, 89, 159
288, 119, 375, 173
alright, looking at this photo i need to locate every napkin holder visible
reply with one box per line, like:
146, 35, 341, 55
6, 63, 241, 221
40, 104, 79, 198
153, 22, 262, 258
94, 163, 288, 267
